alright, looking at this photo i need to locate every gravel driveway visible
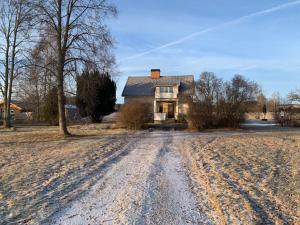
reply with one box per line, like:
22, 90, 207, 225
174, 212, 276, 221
2, 127, 298, 225
47, 131, 211, 225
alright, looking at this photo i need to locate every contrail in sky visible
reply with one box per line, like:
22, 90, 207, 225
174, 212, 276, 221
120, 0, 300, 62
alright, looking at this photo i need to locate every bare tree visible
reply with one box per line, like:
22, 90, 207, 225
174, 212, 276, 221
0, 0, 33, 127
222, 74, 258, 127
267, 92, 281, 113
16, 36, 57, 121
197, 72, 222, 104
256, 92, 267, 118
288, 88, 300, 102
195, 72, 222, 127
189, 73, 259, 129
32, 0, 116, 135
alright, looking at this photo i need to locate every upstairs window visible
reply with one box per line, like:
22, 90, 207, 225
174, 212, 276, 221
159, 86, 173, 93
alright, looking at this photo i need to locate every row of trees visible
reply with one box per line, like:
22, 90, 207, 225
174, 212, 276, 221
189, 72, 300, 129
0, 0, 117, 135
188, 72, 259, 129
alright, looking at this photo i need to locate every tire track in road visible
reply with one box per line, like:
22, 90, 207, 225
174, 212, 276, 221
48, 131, 210, 225
48, 132, 161, 225
137, 133, 212, 225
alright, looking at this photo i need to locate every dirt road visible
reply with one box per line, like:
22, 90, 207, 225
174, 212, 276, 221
47, 132, 212, 225
1, 127, 298, 224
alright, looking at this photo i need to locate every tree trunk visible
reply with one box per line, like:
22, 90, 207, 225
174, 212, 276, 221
3, 99, 10, 128
57, 63, 69, 136
3, 30, 11, 128
5, 11, 19, 128
3, 106, 10, 128
6, 34, 17, 128
55, 0, 69, 136
6, 75, 13, 128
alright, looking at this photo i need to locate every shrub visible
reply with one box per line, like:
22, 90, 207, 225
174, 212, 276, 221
187, 100, 218, 130
176, 113, 187, 123
187, 101, 205, 130
119, 101, 152, 130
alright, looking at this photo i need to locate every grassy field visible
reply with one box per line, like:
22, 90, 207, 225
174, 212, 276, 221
0, 126, 299, 224
0, 125, 134, 224
182, 132, 300, 225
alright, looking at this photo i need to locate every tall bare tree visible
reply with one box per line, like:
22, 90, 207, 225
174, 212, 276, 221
267, 92, 281, 113
222, 75, 258, 127
17, 35, 57, 121
196, 72, 222, 127
288, 88, 300, 102
32, 0, 116, 135
0, 0, 33, 128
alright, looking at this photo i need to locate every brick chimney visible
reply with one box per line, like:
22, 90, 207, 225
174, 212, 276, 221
150, 69, 160, 79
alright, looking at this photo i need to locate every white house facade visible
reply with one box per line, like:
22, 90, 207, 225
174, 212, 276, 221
122, 69, 194, 122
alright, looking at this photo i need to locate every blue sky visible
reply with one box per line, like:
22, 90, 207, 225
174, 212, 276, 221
108, 0, 300, 103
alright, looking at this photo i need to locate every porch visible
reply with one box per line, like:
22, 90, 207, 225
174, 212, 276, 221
154, 100, 179, 122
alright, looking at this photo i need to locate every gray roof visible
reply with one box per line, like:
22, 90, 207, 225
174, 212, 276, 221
122, 75, 194, 96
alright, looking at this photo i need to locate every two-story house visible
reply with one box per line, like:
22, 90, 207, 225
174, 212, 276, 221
122, 69, 194, 122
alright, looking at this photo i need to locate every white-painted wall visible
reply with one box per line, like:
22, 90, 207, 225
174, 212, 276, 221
155, 85, 178, 99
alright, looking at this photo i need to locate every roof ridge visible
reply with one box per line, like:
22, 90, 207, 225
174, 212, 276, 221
128, 75, 194, 78
122, 75, 194, 97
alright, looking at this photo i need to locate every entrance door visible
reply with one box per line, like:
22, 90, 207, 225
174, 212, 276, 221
167, 103, 174, 118
162, 103, 168, 114
159, 102, 175, 119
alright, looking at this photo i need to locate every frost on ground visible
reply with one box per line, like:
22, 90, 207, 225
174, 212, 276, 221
0, 125, 135, 225
179, 131, 300, 225
0, 126, 299, 225
49, 132, 209, 225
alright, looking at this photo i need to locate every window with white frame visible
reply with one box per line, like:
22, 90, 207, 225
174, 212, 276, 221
159, 86, 173, 93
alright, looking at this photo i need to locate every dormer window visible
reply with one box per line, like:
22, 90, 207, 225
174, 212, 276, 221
160, 86, 173, 93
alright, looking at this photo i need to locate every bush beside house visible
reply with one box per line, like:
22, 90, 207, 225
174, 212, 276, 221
118, 101, 152, 130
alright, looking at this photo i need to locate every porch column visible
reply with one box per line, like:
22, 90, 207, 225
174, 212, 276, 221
175, 100, 179, 119
154, 100, 158, 122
